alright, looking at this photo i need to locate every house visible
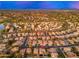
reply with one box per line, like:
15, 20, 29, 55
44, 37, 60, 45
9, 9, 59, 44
51, 52, 58, 58
66, 52, 77, 58
26, 48, 32, 54
63, 47, 71, 52
33, 48, 39, 55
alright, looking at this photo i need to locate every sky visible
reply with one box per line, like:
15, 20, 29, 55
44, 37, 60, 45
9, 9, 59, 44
0, 1, 79, 9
